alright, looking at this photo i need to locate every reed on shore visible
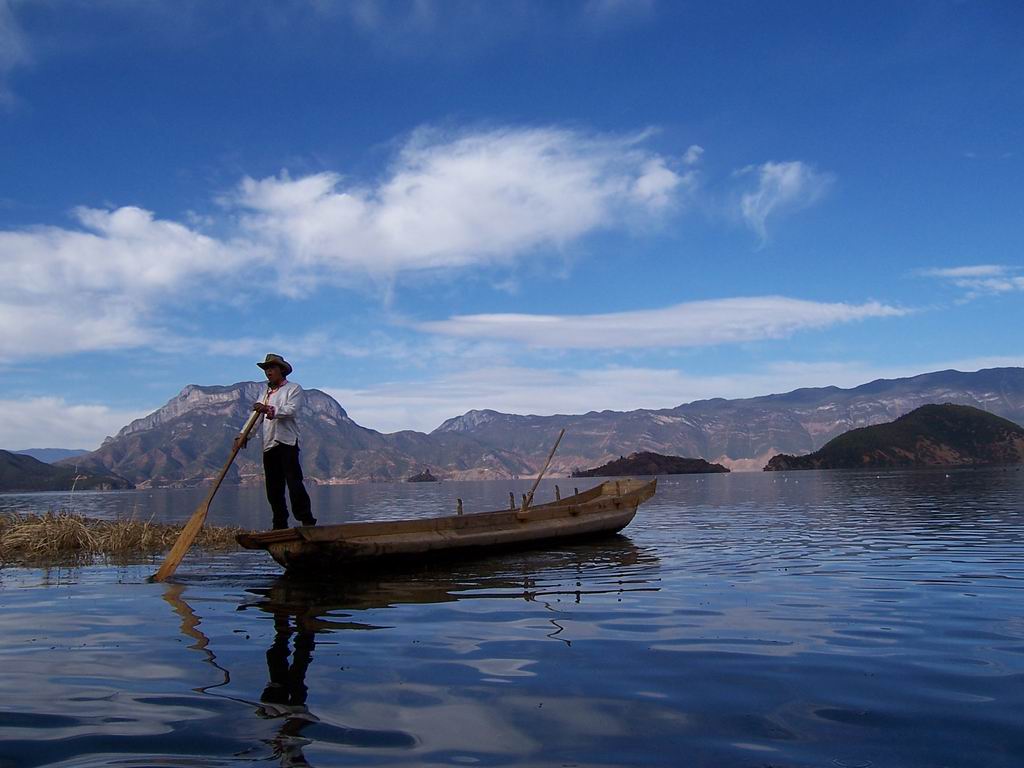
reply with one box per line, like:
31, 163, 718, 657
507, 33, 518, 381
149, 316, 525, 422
0, 510, 244, 567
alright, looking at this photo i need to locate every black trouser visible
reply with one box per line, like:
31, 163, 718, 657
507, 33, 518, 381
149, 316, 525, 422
262, 613, 315, 707
263, 443, 314, 529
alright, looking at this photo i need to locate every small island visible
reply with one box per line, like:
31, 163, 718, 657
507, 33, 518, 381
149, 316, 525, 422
0, 450, 133, 492
764, 403, 1024, 471
406, 468, 439, 483
572, 451, 730, 477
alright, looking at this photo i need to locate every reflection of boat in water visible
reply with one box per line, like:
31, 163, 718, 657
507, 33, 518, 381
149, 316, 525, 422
241, 534, 661, 632
237, 479, 657, 573
162, 536, 660, 764
242, 532, 661, 627
162, 585, 417, 767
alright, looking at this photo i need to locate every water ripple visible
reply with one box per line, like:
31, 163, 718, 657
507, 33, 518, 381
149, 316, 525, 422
1, 468, 1022, 766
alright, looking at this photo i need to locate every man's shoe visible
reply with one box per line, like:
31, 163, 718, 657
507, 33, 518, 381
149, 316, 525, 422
301, 518, 317, 527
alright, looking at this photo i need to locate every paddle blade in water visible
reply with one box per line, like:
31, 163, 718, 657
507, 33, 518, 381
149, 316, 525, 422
149, 409, 262, 582
150, 500, 211, 582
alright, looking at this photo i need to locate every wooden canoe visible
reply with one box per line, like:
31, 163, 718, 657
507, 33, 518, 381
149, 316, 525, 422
237, 478, 657, 573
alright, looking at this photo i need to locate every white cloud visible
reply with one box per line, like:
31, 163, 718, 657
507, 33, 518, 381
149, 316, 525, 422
232, 127, 687, 275
682, 144, 704, 166
7, 125, 689, 357
0, 301, 150, 358
0, 206, 246, 356
2, 124, 831, 360
922, 264, 1008, 279
738, 160, 833, 241
630, 157, 684, 208
0, 0, 29, 106
417, 296, 906, 350
191, 329, 435, 362
922, 264, 1024, 299
1, 397, 151, 451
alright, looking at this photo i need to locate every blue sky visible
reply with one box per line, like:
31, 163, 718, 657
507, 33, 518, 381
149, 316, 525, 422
3, 0, 1022, 449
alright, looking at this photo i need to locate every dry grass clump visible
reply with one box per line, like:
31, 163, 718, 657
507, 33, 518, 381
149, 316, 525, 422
0, 510, 245, 567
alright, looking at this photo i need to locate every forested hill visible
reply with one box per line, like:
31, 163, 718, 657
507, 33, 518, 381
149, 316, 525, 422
572, 452, 729, 477
0, 450, 132, 492
764, 404, 1024, 471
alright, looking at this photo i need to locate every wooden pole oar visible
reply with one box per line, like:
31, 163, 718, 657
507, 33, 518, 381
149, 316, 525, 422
151, 410, 262, 582
520, 428, 566, 516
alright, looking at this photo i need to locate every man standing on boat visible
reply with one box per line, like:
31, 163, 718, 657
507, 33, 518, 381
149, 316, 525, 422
234, 354, 316, 530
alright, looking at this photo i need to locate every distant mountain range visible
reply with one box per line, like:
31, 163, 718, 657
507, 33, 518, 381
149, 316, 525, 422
764, 404, 1024, 470
15, 448, 88, 464
433, 366, 1024, 472
60, 382, 531, 489
0, 450, 132, 492
48, 366, 1024, 489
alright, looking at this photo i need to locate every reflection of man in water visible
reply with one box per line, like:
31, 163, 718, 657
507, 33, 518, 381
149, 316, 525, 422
258, 613, 319, 766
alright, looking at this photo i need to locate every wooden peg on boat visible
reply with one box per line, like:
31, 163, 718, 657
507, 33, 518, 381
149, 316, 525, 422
456, 498, 463, 515
555, 485, 561, 500
509, 492, 516, 511
516, 493, 530, 521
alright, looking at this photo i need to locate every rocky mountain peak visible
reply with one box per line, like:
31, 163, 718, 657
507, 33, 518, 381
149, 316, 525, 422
111, 381, 351, 442
433, 409, 510, 434
70, 382, 527, 487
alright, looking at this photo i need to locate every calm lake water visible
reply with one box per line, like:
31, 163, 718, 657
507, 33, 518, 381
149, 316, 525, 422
1, 468, 1022, 767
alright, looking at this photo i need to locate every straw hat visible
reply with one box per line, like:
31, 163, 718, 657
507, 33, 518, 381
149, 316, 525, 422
257, 353, 292, 376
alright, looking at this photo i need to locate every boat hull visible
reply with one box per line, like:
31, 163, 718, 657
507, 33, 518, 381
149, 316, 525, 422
237, 479, 656, 573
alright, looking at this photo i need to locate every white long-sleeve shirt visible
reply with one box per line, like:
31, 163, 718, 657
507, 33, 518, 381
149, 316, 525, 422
259, 380, 303, 451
